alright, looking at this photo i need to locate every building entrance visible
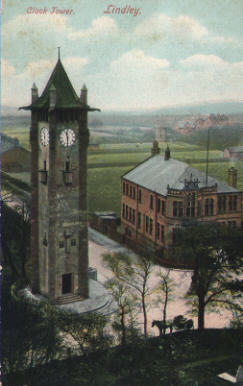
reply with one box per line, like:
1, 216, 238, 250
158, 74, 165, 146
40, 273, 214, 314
62, 273, 72, 294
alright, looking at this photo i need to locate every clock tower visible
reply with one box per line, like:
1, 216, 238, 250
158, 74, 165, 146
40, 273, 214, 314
21, 54, 99, 303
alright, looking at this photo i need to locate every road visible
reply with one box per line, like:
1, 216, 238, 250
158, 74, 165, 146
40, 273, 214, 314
88, 228, 232, 335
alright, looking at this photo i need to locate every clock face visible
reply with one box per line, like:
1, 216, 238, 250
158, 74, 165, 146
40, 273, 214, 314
60, 129, 76, 147
40, 127, 49, 146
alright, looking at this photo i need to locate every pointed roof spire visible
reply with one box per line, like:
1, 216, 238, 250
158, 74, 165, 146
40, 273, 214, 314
19, 52, 100, 112
32, 82, 38, 90
58, 47, 61, 60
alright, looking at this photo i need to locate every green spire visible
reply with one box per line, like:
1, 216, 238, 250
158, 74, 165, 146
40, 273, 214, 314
31, 59, 83, 109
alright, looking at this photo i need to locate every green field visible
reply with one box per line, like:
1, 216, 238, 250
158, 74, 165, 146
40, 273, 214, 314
191, 161, 243, 191
5, 139, 242, 217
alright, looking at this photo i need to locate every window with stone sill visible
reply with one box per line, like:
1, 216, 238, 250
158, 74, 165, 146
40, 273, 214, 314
156, 222, 160, 239
150, 195, 154, 210
161, 225, 164, 242
149, 218, 153, 235
145, 216, 149, 233
161, 201, 166, 215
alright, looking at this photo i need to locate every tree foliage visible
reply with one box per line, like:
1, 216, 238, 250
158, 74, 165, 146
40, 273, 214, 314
102, 252, 155, 338
168, 222, 243, 330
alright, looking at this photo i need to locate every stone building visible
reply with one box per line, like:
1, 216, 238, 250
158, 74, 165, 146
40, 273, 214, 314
121, 143, 242, 255
155, 127, 167, 142
21, 54, 99, 304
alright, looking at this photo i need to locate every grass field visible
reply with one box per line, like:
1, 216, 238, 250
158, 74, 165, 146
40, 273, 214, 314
192, 160, 243, 191
4, 139, 242, 216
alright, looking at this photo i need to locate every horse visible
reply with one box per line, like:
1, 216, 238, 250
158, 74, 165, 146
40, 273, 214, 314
152, 320, 173, 336
172, 315, 194, 331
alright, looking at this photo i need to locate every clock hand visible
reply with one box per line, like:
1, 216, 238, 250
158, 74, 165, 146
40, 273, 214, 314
65, 130, 69, 146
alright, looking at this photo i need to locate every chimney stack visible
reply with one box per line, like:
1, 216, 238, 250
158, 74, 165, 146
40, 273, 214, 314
164, 144, 171, 161
151, 140, 160, 156
228, 167, 237, 188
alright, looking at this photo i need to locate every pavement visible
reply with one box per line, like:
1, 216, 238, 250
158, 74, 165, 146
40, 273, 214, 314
88, 227, 233, 335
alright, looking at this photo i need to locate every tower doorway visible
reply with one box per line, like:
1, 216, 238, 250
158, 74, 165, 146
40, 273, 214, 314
62, 273, 72, 294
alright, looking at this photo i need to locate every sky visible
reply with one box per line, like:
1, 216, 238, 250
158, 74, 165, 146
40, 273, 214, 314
2, 0, 243, 111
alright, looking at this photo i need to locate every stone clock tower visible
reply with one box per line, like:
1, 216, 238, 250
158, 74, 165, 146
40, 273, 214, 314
21, 53, 99, 304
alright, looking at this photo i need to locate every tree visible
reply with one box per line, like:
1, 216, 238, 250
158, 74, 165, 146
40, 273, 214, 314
57, 311, 113, 357
1, 200, 30, 282
2, 281, 63, 386
104, 276, 138, 345
168, 222, 243, 331
102, 252, 155, 338
154, 268, 175, 332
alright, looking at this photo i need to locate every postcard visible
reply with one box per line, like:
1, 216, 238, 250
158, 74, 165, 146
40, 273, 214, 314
2, 0, 243, 384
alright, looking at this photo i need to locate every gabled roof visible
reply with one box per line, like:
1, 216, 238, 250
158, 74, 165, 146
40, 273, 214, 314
123, 155, 239, 195
227, 146, 243, 153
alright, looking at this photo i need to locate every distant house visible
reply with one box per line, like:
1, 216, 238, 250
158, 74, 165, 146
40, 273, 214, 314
224, 146, 243, 161
89, 143, 99, 151
155, 127, 167, 142
121, 143, 242, 257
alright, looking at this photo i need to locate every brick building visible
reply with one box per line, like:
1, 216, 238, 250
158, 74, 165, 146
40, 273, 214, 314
121, 143, 242, 255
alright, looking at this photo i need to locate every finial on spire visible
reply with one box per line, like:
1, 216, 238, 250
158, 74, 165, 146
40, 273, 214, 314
80, 84, 88, 104
31, 82, 39, 103
58, 47, 61, 60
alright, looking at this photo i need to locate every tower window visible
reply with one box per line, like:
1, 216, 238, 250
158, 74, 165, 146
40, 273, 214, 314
59, 241, 64, 248
138, 189, 142, 203
71, 239, 76, 247
43, 233, 48, 246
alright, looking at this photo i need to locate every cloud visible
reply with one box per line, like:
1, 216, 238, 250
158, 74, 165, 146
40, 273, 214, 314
180, 54, 225, 69
110, 49, 169, 78
2, 59, 16, 77
69, 16, 120, 41
134, 14, 208, 43
2, 14, 73, 65
24, 60, 54, 78
2, 56, 88, 106
133, 13, 240, 49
